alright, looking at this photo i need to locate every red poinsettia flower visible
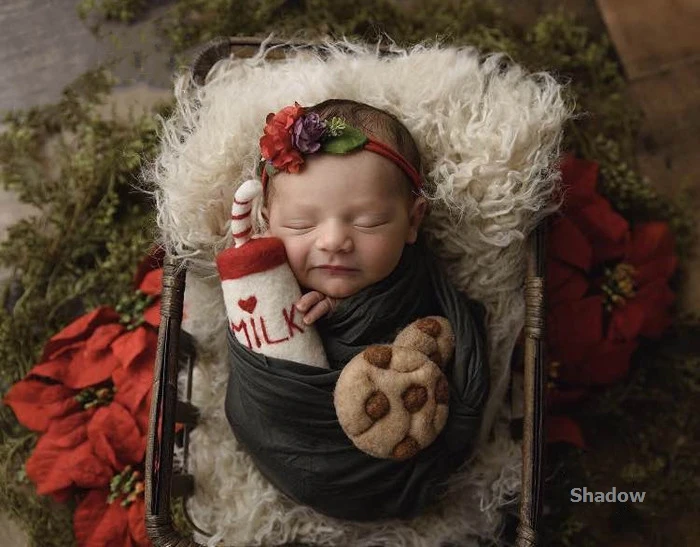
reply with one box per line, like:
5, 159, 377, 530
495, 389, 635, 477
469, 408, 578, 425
23, 411, 113, 502
4, 248, 164, 501
547, 155, 638, 387
24, 393, 149, 502
544, 154, 677, 447
259, 102, 305, 173
73, 477, 148, 547
606, 221, 677, 342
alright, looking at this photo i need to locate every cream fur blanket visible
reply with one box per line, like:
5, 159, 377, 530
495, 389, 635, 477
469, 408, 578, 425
142, 37, 569, 546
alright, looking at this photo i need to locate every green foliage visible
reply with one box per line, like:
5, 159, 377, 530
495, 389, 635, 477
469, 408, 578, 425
0, 407, 76, 547
77, 0, 147, 23
0, 70, 169, 541
0, 68, 170, 387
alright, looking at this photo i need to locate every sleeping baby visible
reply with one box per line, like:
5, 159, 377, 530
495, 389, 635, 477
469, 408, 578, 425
218, 99, 489, 521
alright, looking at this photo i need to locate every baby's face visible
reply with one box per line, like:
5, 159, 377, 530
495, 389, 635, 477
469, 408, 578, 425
263, 151, 426, 298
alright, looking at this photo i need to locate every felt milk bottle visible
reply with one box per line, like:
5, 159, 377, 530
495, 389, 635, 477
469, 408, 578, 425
216, 179, 329, 368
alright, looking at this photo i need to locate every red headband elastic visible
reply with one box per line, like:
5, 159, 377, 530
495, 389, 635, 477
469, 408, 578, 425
261, 137, 422, 195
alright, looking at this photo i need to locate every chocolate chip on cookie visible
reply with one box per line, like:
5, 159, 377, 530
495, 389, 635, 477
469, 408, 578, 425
393, 316, 455, 371
392, 436, 421, 461
435, 376, 450, 405
402, 384, 428, 413
365, 391, 390, 420
415, 317, 442, 337
363, 345, 392, 369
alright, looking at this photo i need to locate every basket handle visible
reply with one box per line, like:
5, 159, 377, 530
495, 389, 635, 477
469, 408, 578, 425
145, 255, 203, 546
190, 35, 397, 86
515, 222, 547, 546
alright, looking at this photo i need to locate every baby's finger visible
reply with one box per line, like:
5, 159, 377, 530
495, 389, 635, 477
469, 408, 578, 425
303, 298, 333, 325
295, 291, 324, 312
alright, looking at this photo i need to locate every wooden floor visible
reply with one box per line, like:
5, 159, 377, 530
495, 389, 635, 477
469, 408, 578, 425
596, 0, 700, 313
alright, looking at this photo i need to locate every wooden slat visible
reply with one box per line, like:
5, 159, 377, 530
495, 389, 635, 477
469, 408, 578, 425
595, 0, 700, 80
596, 0, 700, 314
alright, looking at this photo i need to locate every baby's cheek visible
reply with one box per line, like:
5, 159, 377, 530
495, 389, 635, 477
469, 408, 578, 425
280, 239, 308, 276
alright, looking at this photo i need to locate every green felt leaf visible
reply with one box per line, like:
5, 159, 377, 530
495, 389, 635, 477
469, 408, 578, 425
321, 126, 368, 154
264, 162, 279, 177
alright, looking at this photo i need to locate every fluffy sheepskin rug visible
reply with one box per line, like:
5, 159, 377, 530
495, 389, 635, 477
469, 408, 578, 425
143, 37, 570, 546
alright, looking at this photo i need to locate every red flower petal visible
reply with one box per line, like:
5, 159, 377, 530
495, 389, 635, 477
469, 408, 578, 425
31, 324, 124, 389
29, 358, 71, 382
547, 386, 589, 407
548, 216, 593, 272
127, 498, 148, 546
570, 197, 629, 250
626, 222, 675, 266
26, 426, 112, 497
88, 404, 146, 468
86, 323, 127, 353
546, 415, 586, 448
627, 222, 678, 285
3, 379, 80, 432
110, 328, 149, 370
559, 154, 599, 207
133, 244, 165, 290
40, 409, 93, 448
608, 279, 675, 342
607, 299, 647, 343
132, 393, 152, 437
112, 343, 155, 420
548, 296, 604, 362
547, 260, 590, 306
560, 339, 638, 386
74, 489, 129, 547
138, 268, 162, 296
62, 345, 122, 390
143, 301, 160, 328
41, 307, 121, 361
634, 254, 678, 287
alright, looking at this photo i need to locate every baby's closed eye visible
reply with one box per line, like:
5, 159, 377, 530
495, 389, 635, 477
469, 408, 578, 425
283, 222, 315, 231
355, 216, 390, 228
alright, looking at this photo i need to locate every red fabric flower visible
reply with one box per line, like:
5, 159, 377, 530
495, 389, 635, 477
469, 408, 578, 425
545, 415, 585, 448
259, 102, 305, 173
24, 411, 113, 502
21, 382, 150, 501
544, 154, 677, 447
547, 155, 639, 389
73, 487, 148, 547
4, 254, 162, 500
607, 222, 677, 342
2, 247, 166, 545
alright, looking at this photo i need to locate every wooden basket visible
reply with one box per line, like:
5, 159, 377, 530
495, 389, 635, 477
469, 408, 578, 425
144, 36, 547, 547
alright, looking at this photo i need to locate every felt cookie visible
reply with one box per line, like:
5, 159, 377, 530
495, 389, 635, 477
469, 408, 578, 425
393, 316, 455, 371
334, 317, 453, 461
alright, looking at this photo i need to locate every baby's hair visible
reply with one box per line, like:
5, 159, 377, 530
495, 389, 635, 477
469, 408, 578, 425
264, 99, 422, 206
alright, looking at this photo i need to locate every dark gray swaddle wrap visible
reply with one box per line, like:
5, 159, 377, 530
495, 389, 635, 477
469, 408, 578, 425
225, 235, 489, 521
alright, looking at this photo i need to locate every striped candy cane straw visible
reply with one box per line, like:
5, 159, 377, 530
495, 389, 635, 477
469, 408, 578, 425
230, 179, 263, 248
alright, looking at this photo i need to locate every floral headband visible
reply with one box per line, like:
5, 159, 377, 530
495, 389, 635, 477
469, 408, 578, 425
257, 102, 422, 193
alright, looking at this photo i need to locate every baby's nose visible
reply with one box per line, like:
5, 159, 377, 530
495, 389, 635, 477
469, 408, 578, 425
316, 222, 353, 252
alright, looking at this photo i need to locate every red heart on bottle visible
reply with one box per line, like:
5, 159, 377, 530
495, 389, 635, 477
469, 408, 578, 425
237, 296, 257, 314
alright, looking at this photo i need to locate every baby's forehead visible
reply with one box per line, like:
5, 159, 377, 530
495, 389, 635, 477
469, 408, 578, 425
267, 150, 412, 207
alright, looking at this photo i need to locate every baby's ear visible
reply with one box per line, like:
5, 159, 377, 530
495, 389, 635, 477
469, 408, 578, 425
406, 196, 428, 244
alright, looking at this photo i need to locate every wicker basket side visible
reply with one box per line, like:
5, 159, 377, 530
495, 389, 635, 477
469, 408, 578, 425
515, 222, 547, 547
145, 255, 203, 547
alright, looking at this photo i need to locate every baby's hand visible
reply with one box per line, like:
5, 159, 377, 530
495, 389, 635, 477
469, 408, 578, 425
295, 291, 341, 325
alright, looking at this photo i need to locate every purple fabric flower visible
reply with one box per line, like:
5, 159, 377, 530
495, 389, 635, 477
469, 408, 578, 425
292, 113, 326, 154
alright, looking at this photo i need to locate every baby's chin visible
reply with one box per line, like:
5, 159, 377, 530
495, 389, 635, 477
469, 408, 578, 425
302, 277, 368, 299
